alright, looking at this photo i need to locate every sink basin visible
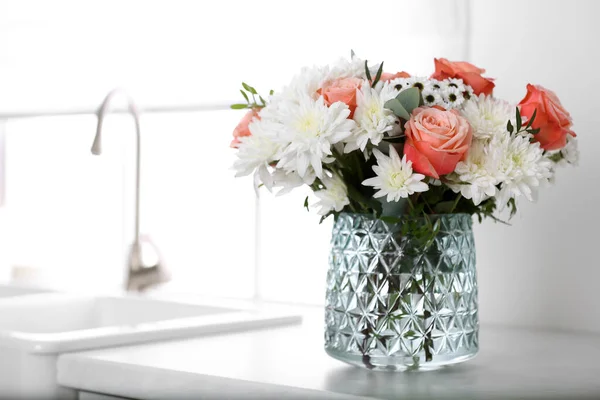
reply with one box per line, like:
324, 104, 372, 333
0, 293, 302, 399
0, 283, 50, 298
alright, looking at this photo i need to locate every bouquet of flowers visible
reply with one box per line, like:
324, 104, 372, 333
230, 54, 578, 227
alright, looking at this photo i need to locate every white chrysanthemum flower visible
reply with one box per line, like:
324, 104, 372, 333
560, 136, 580, 166
263, 66, 329, 115
325, 56, 376, 81
345, 84, 398, 152
268, 168, 315, 196
362, 146, 428, 202
233, 119, 284, 190
276, 95, 355, 180
461, 94, 515, 140
312, 173, 350, 215
496, 134, 553, 204
448, 138, 504, 205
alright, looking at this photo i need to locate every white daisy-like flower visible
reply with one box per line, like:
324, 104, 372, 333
448, 138, 504, 205
421, 87, 444, 107
345, 83, 398, 152
496, 134, 553, 205
276, 95, 355, 180
233, 118, 284, 190
444, 78, 466, 92
560, 136, 580, 166
387, 77, 412, 93
263, 65, 329, 114
312, 173, 350, 215
362, 146, 428, 202
442, 86, 465, 109
461, 94, 515, 140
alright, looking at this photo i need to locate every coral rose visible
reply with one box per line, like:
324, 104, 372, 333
431, 58, 495, 96
317, 77, 363, 117
230, 108, 260, 148
380, 71, 411, 82
404, 106, 473, 179
518, 84, 575, 151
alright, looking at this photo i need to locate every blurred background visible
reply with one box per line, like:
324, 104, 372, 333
0, 0, 597, 331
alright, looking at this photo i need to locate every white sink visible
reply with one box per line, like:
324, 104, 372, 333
0, 293, 302, 399
0, 283, 50, 298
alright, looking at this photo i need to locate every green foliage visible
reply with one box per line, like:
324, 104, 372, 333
509, 107, 540, 136
384, 87, 422, 121
371, 62, 384, 87
232, 83, 273, 110
384, 99, 410, 120
364, 60, 372, 81
304, 196, 310, 212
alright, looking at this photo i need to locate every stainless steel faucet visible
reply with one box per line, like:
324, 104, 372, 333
91, 88, 169, 292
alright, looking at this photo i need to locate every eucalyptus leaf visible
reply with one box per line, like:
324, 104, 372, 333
384, 99, 410, 120
396, 88, 421, 114
240, 90, 249, 103
230, 104, 248, 110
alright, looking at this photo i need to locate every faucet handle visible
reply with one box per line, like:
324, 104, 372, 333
126, 235, 170, 292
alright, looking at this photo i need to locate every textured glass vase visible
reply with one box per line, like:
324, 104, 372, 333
325, 213, 478, 371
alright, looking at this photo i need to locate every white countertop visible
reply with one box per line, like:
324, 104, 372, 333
57, 305, 600, 400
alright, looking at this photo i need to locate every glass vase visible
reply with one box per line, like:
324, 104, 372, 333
324, 213, 478, 371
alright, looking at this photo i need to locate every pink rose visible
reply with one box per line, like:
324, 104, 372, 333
230, 109, 260, 148
380, 71, 411, 82
404, 106, 473, 179
317, 77, 363, 117
518, 84, 575, 151
431, 58, 495, 96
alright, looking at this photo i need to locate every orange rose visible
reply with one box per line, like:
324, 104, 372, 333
230, 109, 260, 148
317, 77, 363, 117
518, 84, 575, 151
431, 58, 495, 96
380, 71, 411, 82
404, 106, 473, 179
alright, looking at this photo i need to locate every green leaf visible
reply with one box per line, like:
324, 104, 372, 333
371, 61, 384, 87
380, 216, 402, 224
384, 99, 410, 120
364, 60, 372, 81
507, 120, 514, 134
269, 89, 274, 96
239, 90, 249, 103
259, 96, 266, 106
515, 107, 522, 131
242, 82, 257, 95
230, 104, 248, 110
304, 196, 310, 212
528, 128, 540, 135
525, 108, 537, 129
396, 87, 420, 114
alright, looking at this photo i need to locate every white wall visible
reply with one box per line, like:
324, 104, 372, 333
469, 0, 600, 332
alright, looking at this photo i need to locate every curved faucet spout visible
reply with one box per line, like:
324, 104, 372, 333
91, 89, 168, 291
91, 88, 141, 245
